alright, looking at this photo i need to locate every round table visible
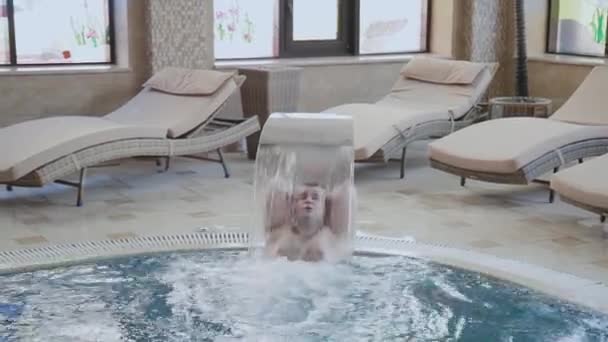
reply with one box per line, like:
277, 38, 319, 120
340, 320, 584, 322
489, 96, 553, 119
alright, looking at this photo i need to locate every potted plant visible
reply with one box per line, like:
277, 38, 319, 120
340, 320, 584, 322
490, 0, 552, 119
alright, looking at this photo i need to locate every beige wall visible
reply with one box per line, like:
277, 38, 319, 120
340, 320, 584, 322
0, 1, 149, 127
430, 0, 453, 57
525, 0, 548, 56
529, 61, 593, 110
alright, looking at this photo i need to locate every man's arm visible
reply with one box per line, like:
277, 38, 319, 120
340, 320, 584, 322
327, 182, 356, 238
264, 185, 291, 232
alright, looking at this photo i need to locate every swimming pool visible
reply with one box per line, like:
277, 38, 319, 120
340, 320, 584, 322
1, 248, 607, 341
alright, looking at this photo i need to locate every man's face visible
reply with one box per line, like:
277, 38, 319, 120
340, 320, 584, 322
293, 185, 326, 223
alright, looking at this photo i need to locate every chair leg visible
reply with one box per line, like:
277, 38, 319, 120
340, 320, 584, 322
164, 157, 171, 172
602, 215, 606, 223
460, 177, 466, 187
54, 168, 88, 207
549, 167, 559, 203
548, 189, 555, 204
400, 148, 407, 179
6, 185, 13, 191
156, 158, 162, 167
76, 168, 87, 207
217, 149, 230, 178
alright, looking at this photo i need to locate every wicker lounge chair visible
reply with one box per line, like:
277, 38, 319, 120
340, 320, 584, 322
551, 154, 608, 233
0, 67, 260, 206
429, 66, 608, 202
323, 57, 498, 178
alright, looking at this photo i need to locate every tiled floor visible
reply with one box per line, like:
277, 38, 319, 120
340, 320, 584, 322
1, 141, 607, 285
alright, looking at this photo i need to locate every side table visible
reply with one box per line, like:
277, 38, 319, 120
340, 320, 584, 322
489, 96, 552, 119
238, 65, 302, 159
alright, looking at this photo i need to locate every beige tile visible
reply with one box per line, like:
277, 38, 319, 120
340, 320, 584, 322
14, 235, 48, 245
395, 189, 421, 196
108, 213, 137, 222
188, 210, 216, 218
568, 263, 608, 285
551, 236, 586, 247
19, 215, 51, 225
517, 218, 557, 234
468, 239, 503, 249
107, 232, 138, 240
440, 220, 472, 228
104, 198, 136, 206
592, 259, 608, 270
175, 170, 197, 175
179, 195, 208, 203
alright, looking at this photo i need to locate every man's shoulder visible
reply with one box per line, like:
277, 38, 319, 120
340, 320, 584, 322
269, 226, 297, 240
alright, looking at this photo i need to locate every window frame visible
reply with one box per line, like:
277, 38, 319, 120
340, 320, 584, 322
545, 0, 608, 58
215, 0, 431, 61
279, 0, 356, 58
1, 0, 116, 67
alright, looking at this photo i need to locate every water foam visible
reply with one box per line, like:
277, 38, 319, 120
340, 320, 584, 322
1, 251, 607, 341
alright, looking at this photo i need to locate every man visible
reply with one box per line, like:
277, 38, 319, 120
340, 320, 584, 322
264, 183, 347, 262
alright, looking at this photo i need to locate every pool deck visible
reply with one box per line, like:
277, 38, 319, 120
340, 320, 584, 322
1, 142, 607, 312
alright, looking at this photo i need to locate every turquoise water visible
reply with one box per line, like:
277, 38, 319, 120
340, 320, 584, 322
0, 250, 607, 341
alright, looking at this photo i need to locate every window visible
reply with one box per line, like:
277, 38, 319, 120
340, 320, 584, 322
214, 0, 429, 60
1, 0, 9, 64
0, 0, 113, 66
547, 0, 608, 57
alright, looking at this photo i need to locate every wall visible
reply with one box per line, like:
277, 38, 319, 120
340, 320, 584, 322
452, 0, 516, 97
528, 61, 593, 110
144, 0, 247, 121
0, 0, 149, 127
292, 0, 455, 112
430, 0, 454, 58
296, 62, 404, 112
524, 0, 596, 112
146, 0, 214, 73
437, 0, 597, 112
525, 0, 548, 56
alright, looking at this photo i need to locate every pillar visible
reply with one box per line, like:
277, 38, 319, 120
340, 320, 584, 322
452, 0, 516, 98
145, 0, 215, 74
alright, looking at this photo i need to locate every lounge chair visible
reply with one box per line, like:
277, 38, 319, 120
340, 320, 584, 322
429, 66, 608, 202
0, 67, 261, 206
323, 57, 498, 178
551, 154, 608, 233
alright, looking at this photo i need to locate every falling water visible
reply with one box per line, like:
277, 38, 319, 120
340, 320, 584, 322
250, 139, 356, 260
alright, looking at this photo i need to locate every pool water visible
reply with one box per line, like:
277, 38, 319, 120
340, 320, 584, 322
0, 250, 606, 341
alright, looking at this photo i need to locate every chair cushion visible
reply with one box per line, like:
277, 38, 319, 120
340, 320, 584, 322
327, 103, 448, 160
429, 117, 608, 174
551, 66, 608, 126
0, 116, 166, 183
105, 76, 239, 138
551, 154, 608, 211
400, 57, 488, 85
323, 62, 498, 160
143, 67, 236, 95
